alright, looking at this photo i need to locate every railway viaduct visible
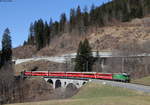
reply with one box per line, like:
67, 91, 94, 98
44, 77, 88, 89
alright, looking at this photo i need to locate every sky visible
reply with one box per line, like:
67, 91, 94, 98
0, 0, 110, 48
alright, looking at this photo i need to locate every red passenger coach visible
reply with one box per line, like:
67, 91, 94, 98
96, 73, 113, 80
23, 71, 113, 80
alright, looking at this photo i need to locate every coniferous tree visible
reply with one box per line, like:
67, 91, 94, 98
27, 23, 35, 45
74, 38, 94, 72
122, 0, 131, 21
49, 18, 53, 43
49, 18, 53, 27
76, 6, 84, 34
82, 38, 94, 71
51, 21, 59, 37
69, 8, 76, 32
59, 13, 67, 33
0, 28, 14, 104
90, 4, 96, 25
83, 6, 89, 32
23, 41, 27, 46
74, 41, 83, 72
34, 19, 44, 50
44, 22, 50, 46
144, 0, 150, 14
1, 28, 12, 66
76, 6, 82, 23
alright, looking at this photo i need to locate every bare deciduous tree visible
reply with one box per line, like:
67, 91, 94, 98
0, 63, 14, 104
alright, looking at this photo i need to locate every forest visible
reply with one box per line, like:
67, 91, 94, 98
25, 0, 150, 50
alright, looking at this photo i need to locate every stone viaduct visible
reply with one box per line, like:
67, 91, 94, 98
44, 77, 88, 89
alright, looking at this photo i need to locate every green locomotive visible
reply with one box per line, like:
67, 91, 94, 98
113, 73, 130, 83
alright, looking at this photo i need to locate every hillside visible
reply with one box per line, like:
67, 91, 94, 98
13, 45, 36, 59
8, 82, 150, 105
89, 17, 150, 50
13, 17, 150, 58
12, 0, 150, 58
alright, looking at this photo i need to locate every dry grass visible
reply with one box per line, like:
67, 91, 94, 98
13, 45, 37, 59
7, 82, 150, 105
132, 76, 150, 86
37, 34, 83, 56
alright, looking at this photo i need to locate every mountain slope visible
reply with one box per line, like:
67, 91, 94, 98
13, 16, 150, 58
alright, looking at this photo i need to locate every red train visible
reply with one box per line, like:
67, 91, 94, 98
22, 71, 130, 82
23, 71, 113, 80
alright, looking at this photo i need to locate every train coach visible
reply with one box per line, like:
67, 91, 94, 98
22, 71, 130, 83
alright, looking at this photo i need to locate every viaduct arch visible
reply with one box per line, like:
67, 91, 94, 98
55, 80, 61, 88
47, 79, 53, 84
44, 78, 88, 89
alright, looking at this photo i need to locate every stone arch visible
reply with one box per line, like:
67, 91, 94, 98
64, 82, 67, 85
47, 79, 53, 85
55, 80, 61, 88
82, 82, 86, 85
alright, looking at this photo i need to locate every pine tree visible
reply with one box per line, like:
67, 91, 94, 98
44, 22, 50, 46
49, 18, 53, 42
74, 38, 94, 72
76, 6, 84, 34
59, 13, 67, 33
122, 0, 131, 22
83, 6, 89, 32
27, 23, 35, 45
51, 21, 59, 37
90, 4, 96, 25
23, 41, 27, 46
69, 8, 76, 32
1, 28, 12, 66
49, 18, 53, 27
82, 38, 94, 71
34, 19, 44, 50
74, 41, 83, 71
76, 6, 82, 22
